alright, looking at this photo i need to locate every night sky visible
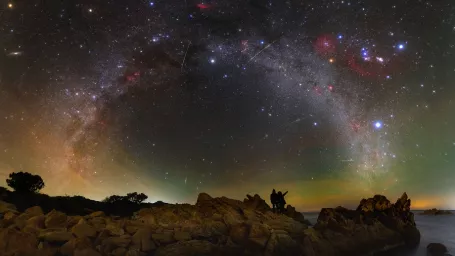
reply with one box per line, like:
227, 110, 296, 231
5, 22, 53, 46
1, 0, 455, 211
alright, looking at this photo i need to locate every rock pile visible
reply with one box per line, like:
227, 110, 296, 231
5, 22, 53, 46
0, 193, 419, 256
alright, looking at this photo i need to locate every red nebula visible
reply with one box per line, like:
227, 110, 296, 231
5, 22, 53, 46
126, 71, 140, 82
313, 86, 322, 95
350, 121, 361, 133
197, 3, 211, 9
314, 34, 337, 56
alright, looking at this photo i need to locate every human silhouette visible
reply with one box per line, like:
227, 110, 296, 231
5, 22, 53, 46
277, 191, 288, 213
270, 189, 278, 213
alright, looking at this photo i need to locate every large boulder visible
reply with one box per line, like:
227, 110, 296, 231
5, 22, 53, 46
71, 219, 97, 238
132, 227, 156, 252
308, 192, 420, 255
45, 210, 68, 228
25, 206, 44, 216
0, 227, 38, 255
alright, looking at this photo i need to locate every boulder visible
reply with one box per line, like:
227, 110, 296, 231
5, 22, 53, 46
45, 210, 67, 228
132, 228, 156, 252
39, 230, 74, 242
427, 243, 448, 256
26, 214, 45, 229
105, 222, 125, 236
71, 220, 97, 238
88, 211, 105, 218
25, 205, 44, 216
60, 237, 92, 255
102, 234, 132, 248
88, 217, 106, 230
14, 212, 34, 229
67, 215, 84, 229
248, 223, 271, 248
37, 241, 60, 256
0, 227, 38, 255
265, 230, 300, 255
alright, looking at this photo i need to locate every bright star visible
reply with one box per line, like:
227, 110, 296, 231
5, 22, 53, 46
374, 121, 383, 129
8, 3, 13, 8
150, 2, 154, 6
397, 44, 405, 50
209, 58, 216, 64
88, 8, 93, 13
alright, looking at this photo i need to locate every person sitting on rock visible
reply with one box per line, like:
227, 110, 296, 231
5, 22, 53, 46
270, 189, 278, 213
277, 191, 288, 213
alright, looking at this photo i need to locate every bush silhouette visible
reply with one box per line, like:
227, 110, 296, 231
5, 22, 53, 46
6, 172, 45, 193
126, 192, 148, 203
103, 192, 148, 204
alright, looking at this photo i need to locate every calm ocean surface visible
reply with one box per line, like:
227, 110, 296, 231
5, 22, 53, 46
304, 211, 455, 255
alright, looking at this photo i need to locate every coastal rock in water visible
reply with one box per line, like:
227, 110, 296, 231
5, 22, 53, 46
421, 208, 453, 215
427, 243, 448, 256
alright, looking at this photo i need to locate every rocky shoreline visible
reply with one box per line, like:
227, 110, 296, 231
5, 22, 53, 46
420, 208, 453, 215
0, 192, 420, 256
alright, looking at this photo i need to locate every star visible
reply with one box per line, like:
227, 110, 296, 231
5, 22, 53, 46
8, 3, 13, 8
374, 121, 383, 129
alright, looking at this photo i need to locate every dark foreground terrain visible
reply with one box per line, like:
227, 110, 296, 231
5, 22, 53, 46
0, 191, 420, 256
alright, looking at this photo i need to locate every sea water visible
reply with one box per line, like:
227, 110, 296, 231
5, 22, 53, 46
304, 211, 455, 255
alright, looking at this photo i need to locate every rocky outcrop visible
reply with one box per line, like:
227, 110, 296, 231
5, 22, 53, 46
0, 193, 420, 256
421, 208, 453, 215
427, 243, 451, 256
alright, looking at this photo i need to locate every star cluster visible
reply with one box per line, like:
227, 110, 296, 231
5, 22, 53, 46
1, 0, 455, 209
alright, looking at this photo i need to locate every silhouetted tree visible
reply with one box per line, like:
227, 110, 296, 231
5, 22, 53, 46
6, 172, 45, 193
102, 195, 123, 203
102, 192, 148, 204
126, 192, 148, 203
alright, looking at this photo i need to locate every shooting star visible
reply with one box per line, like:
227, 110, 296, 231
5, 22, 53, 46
247, 39, 279, 64
181, 42, 191, 71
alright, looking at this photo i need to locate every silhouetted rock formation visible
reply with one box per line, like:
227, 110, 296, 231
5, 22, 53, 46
427, 243, 450, 256
308, 192, 420, 255
421, 208, 453, 215
0, 192, 420, 256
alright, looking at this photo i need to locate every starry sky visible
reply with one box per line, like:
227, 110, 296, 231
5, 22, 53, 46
1, 0, 455, 211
